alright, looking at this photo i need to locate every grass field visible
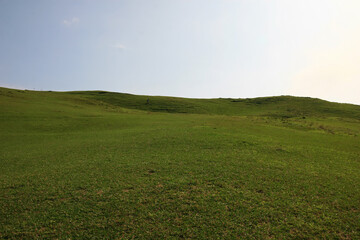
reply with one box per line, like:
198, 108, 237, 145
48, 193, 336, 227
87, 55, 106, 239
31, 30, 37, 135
1, 87, 360, 239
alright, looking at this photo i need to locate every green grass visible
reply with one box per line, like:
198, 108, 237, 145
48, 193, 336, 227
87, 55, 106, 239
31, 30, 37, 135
1, 87, 359, 239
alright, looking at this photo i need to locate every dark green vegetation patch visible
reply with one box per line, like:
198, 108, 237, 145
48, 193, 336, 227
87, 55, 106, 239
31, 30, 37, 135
1, 87, 359, 239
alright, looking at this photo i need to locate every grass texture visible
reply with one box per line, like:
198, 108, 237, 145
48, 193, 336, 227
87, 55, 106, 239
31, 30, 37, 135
1, 87, 360, 239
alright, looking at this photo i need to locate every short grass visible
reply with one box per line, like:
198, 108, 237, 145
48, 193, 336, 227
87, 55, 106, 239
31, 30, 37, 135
1, 87, 359, 239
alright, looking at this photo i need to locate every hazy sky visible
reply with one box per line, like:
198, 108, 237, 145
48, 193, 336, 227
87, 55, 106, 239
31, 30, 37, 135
0, 0, 359, 104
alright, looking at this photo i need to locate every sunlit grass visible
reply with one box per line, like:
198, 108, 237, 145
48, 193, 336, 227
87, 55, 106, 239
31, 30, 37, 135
1, 87, 359, 239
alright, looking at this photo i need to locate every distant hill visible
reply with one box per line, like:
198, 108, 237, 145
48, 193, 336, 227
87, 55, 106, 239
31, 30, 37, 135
71, 90, 360, 119
1, 87, 359, 120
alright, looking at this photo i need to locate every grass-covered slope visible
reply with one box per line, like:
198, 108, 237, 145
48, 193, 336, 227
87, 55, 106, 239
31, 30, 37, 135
71, 89, 360, 119
1, 87, 360, 239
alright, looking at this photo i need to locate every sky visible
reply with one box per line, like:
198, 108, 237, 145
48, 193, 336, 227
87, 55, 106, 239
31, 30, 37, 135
0, 0, 359, 104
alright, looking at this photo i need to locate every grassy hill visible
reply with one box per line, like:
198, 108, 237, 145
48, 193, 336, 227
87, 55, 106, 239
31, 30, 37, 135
71, 89, 360, 118
1, 87, 359, 239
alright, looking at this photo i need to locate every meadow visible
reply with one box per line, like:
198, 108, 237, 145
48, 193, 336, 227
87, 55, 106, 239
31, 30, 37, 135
1, 87, 359, 239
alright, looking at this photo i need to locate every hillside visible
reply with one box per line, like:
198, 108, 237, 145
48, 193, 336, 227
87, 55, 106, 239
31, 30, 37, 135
2, 87, 360, 118
1, 87, 360, 239
71, 89, 360, 118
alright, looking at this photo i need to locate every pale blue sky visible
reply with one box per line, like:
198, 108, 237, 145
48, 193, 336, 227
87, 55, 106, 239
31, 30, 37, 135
1, 0, 359, 104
